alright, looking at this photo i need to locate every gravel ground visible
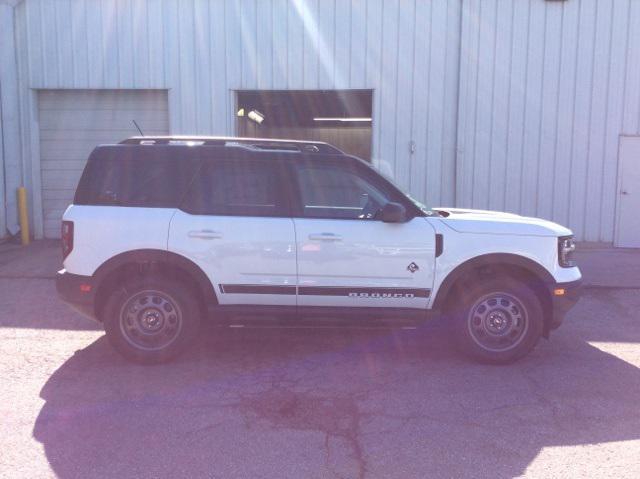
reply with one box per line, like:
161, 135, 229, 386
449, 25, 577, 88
1, 274, 640, 478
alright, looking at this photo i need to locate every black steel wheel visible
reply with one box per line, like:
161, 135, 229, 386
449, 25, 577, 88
450, 278, 544, 364
103, 276, 201, 364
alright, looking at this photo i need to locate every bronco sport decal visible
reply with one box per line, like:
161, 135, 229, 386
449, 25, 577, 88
348, 292, 417, 299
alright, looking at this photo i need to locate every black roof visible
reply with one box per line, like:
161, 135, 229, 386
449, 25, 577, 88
119, 136, 343, 155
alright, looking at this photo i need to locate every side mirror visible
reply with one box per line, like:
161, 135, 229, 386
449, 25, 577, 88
381, 202, 407, 223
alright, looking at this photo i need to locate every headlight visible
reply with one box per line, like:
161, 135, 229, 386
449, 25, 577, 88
558, 236, 576, 267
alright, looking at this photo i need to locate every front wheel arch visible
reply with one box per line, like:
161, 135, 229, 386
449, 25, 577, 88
433, 254, 553, 334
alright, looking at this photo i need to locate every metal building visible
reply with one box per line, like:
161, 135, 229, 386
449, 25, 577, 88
0, 0, 639, 245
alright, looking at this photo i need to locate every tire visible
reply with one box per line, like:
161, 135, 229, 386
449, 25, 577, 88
449, 277, 543, 364
102, 275, 202, 364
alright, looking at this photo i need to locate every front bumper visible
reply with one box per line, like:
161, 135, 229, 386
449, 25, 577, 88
547, 278, 583, 330
56, 269, 97, 319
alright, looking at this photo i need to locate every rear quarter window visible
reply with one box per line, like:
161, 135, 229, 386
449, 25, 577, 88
74, 146, 200, 208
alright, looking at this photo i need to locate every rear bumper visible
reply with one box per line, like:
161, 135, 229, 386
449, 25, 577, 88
56, 269, 97, 320
548, 278, 583, 330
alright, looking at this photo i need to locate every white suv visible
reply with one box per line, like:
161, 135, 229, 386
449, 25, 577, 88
56, 136, 582, 364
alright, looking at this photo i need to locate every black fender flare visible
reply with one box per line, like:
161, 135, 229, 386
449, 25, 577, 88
92, 249, 217, 305
432, 253, 555, 310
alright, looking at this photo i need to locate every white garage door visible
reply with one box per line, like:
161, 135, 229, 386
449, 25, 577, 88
38, 89, 169, 238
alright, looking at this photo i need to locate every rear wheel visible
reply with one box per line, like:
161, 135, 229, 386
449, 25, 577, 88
449, 278, 543, 364
102, 276, 201, 364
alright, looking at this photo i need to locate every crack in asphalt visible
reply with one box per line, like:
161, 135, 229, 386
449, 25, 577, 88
228, 364, 369, 479
520, 366, 579, 434
237, 385, 370, 479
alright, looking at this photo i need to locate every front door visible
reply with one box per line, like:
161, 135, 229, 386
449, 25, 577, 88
291, 158, 436, 309
615, 136, 640, 247
169, 155, 296, 306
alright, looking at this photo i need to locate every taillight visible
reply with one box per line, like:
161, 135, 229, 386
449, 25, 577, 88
62, 221, 74, 259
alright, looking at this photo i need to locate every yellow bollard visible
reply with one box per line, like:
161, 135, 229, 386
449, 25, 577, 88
17, 186, 30, 246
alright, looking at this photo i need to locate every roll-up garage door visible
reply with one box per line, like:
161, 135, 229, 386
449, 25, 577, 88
38, 89, 169, 238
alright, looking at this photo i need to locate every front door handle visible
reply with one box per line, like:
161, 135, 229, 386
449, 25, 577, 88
188, 229, 223, 240
308, 233, 343, 241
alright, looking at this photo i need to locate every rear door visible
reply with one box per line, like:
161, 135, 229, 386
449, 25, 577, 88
291, 157, 436, 310
168, 151, 297, 306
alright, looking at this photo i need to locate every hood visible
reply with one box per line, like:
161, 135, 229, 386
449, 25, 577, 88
433, 207, 573, 237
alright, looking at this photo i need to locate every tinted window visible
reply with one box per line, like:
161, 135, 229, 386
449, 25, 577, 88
74, 146, 200, 207
182, 158, 288, 217
295, 163, 392, 219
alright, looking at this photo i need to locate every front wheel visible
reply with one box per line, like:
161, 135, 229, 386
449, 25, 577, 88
102, 276, 201, 364
450, 278, 544, 364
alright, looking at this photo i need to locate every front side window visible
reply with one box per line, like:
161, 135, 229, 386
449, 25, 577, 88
295, 163, 393, 219
182, 159, 288, 217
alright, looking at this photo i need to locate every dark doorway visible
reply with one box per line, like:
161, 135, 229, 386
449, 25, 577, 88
235, 90, 373, 161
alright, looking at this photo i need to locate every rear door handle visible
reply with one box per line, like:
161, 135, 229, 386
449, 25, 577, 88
188, 229, 223, 240
308, 233, 343, 241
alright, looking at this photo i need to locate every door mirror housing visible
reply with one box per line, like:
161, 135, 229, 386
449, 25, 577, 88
381, 202, 407, 223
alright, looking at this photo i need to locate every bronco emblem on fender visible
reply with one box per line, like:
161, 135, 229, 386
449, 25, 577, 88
407, 262, 419, 273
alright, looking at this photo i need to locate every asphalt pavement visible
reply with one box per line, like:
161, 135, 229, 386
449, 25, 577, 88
1, 240, 639, 478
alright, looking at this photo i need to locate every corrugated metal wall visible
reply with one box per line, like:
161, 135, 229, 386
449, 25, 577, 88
14, 0, 461, 226
458, 0, 640, 242
10, 0, 640, 241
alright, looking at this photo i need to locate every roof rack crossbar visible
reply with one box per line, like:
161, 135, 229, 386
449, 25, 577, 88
119, 136, 342, 154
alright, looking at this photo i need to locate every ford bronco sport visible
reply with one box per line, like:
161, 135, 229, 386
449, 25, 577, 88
56, 136, 582, 364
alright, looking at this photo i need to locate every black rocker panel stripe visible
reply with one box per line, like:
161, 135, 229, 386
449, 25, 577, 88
219, 284, 296, 295
219, 284, 430, 298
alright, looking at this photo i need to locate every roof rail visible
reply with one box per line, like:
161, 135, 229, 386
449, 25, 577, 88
119, 136, 343, 154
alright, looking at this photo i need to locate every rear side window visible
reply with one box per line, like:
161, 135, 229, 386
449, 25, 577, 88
74, 146, 200, 208
181, 158, 289, 217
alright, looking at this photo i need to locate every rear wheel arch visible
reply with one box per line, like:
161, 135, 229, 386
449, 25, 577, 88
92, 249, 217, 320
